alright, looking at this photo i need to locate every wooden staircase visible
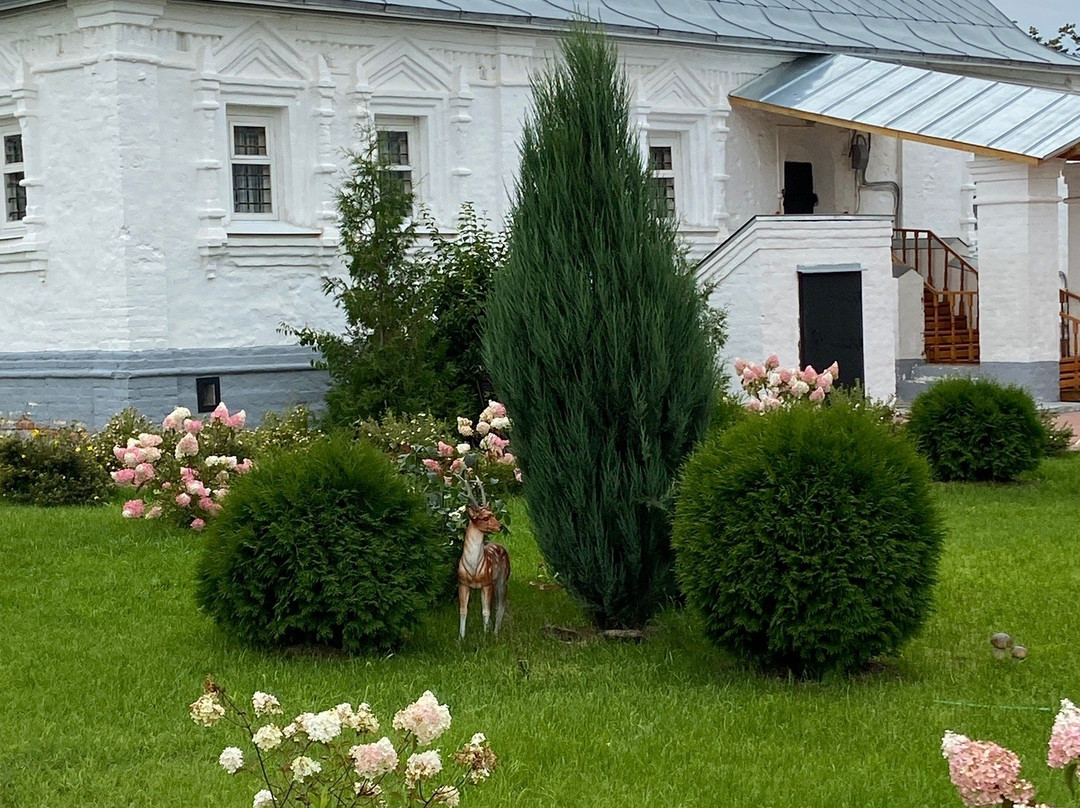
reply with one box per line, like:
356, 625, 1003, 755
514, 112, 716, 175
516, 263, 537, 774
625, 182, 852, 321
1060, 289, 1080, 401
893, 229, 979, 365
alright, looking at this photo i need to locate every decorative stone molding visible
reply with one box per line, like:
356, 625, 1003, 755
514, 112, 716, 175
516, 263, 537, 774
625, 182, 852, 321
709, 90, 731, 238
5, 58, 48, 280
192, 46, 227, 279
311, 54, 339, 249
350, 58, 373, 144
450, 65, 474, 201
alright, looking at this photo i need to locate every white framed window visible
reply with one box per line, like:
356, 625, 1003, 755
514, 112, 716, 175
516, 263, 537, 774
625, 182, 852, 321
648, 137, 678, 218
3, 125, 26, 229
375, 116, 420, 200
227, 110, 281, 219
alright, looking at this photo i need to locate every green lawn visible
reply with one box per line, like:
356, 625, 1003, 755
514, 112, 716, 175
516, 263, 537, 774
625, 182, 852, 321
3, 460, 1080, 807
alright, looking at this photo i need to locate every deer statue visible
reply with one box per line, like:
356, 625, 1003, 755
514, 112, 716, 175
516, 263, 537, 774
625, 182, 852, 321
456, 475, 511, 639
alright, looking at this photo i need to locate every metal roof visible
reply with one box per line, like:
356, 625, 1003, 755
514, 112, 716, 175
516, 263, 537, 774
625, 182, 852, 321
730, 53, 1080, 162
177, 0, 1080, 69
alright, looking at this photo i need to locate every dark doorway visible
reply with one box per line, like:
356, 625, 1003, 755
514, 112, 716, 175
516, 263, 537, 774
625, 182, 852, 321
783, 161, 818, 214
798, 270, 864, 387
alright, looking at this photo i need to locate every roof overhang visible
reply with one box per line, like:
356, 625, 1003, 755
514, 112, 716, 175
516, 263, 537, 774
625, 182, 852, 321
730, 53, 1080, 164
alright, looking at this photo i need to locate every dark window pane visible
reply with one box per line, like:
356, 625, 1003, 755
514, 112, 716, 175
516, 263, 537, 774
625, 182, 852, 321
233, 126, 267, 156
649, 145, 673, 171
5, 171, 26, 221
378, 130, 410, 166
4, 135, 22, 165
387, 170, 412, 196
652, 176, 676, 217
232, 163, 272, 213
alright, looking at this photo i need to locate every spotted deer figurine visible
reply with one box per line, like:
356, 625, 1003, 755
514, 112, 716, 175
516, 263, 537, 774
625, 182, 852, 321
457, 504, 511, 639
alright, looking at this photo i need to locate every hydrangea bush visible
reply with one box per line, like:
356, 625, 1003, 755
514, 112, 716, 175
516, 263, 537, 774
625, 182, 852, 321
943, 698, 1080, 807
110, 403, 253, 529
735, 354, 838, 411
190, 679, 497, 807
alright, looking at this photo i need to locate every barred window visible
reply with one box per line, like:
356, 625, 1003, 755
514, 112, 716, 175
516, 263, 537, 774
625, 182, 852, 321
648, 144, 676, 218
229, 119, 275, 216
3, 131, 26, 224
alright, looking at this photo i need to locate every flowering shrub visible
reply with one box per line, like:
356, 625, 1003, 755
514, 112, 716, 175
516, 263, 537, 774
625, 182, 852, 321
942, 699, 1080, 807
0, 426, 112, 506
190, 679, 497, 807
110, 403, 253, 529
734, 354, 838, 411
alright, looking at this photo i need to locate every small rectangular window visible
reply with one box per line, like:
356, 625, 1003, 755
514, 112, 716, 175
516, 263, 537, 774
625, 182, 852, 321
3, 132, 26, 224
228, 116, 277, 217
649, 144, 676, 218
377, 128, 414, 196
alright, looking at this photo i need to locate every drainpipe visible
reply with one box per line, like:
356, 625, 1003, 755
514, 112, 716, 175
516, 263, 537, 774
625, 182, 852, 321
852, 132, 902, 226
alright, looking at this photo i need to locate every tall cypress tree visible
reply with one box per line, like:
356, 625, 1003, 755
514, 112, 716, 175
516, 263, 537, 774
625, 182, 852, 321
484, 27, 716, 628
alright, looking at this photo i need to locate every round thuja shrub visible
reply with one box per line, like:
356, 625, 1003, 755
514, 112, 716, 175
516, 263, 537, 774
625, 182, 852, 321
674, 405, 943, 677
195, 435, 443, 653
907, 377, 1043, 482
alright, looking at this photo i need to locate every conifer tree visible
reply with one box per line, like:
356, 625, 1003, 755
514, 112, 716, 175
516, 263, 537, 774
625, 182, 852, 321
484, 27, 716, 628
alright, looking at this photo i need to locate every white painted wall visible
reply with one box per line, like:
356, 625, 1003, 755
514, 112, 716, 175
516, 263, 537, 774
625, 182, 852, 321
699, 215, 897, 400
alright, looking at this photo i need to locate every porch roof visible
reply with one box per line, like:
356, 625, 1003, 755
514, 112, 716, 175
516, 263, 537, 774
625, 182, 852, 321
730, 53, 1080, 163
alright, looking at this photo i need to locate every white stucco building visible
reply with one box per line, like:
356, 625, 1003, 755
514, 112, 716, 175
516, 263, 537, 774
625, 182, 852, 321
1, 0, 1079, 424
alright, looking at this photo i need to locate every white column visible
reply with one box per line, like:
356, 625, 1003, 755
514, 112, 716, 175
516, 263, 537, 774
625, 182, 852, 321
1064, 162, 1080, 289
969, 155, 1064, 399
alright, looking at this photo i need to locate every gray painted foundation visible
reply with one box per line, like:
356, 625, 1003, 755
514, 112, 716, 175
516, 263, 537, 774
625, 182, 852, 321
0, 346, 329, 428
895, 359, 1060, 404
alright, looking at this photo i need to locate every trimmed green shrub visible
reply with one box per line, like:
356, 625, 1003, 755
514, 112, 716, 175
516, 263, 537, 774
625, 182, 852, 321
244, 405, 322, 458
0, 429, 112, 506
483, 27, 716, 629
674, 405, 943, 677
195, 435, 443, 653
709, 393, 748, 436
1039, 408, 1075, 458
908, 377, 1044, 481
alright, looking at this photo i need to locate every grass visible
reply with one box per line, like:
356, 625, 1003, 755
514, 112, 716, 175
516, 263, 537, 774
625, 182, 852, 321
4, 459, 1080, 807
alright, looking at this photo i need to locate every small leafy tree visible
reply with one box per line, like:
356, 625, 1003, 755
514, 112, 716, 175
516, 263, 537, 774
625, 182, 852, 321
428, 204, 508, 412
286, 132, 506, 425
484, 26, 717, 628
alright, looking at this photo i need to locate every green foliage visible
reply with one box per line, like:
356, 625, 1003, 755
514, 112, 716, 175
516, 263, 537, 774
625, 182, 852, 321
826, 384, 904, 435
483, 27, 717, 628
244, 405, 322, 458
428, 204, 509, 413
357, 411, 454, 455
708, 392, 748, 436
284, 134, 507, 425
195, 435, 443, 653
88, 407, 154, 472
1039, 409, 1074, 458
674, 405, 943, 677
908, 377, 1044, 482
0, 428, 112, 506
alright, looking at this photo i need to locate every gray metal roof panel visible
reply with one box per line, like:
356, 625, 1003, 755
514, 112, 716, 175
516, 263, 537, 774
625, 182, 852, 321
731, 53, 1080, 160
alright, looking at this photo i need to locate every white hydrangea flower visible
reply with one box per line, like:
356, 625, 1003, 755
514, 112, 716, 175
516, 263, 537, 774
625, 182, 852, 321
404, 750, 442, 786
304, 709, 342, 743
393, 691, 452, 746
218, 747, 244, 775
490, 416, 511, 431
432, 785, 461, 807
252, 691, 282, 717
253, 789, 274, 808
290, 755, 322, 783
189, 693, 226, 727
336, 702, 379, 733
252, 724, 284, 751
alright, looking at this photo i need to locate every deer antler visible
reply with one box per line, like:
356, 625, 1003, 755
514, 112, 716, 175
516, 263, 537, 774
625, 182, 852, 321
457, 467, 482, 510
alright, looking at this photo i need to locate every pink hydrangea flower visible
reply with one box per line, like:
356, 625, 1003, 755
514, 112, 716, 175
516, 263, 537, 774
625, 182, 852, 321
942, 731, 1035, 808
449, 458, 465, 473
184, 418, 203, 434
490, 401, 507, 419
227, 410, 246, 429
210, 402, 230, 423
746, 398, 763, 412
393, 691, 451, 746
733, 358, 748, 375
765, 353, 780, 370
122, 499, 145, 518
826, 361, 839, 377
191, 518, 206, 530
176, 493, 192, 508
134, 463, 155, 485
180, 466, 197, 482
422, 459, 442, 473
499, 453, 516, 465
145, 505, 163, 519
236, 459, 253, 474
350, 737, 399, 778
138, 433, 163, 448
175, 433, 199, 459
800, 366, 818, 384
112, 468, 136, 485
1049, 699, 1080, 769
809, 387, 826, 403
437, 441, 455, 458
